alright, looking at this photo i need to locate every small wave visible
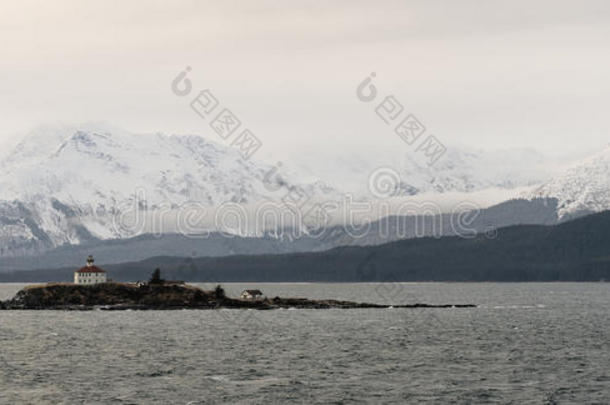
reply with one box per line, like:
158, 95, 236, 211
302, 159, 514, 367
233, 377, 287, 386
135, 369, 174, 377
207, 375, 230, 382
493, 305, 539, 309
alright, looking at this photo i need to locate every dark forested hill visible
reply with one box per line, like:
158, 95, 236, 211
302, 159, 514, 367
0, 197, 559, 272
3, 210, 610, 282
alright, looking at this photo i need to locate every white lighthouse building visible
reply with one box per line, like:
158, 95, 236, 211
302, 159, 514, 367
74, 255, 107, 285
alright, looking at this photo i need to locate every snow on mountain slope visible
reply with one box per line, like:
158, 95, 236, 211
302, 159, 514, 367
529, 145, 610, 219
284, 144, 558, 196
400, 146, 555, 194
0, 124, 339, 256
0, 123, 573, 258
3, 128, 268, 205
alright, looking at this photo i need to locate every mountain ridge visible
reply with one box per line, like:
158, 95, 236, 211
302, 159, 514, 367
3, 207, 609, 282
0, 123, 601, 260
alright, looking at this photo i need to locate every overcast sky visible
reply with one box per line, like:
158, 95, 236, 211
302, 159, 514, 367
1, 0, 609, 159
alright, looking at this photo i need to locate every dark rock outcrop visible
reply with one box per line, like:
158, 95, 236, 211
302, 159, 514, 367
0, 283, 476, 310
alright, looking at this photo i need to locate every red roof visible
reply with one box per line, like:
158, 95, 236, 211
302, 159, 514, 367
75, 265, 107, 273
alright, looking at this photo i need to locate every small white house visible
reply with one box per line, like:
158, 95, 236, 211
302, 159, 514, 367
74, 255, 107, 285
240, 289, 263, 300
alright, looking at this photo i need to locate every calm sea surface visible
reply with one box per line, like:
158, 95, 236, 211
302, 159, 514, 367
0, 282, 608, 404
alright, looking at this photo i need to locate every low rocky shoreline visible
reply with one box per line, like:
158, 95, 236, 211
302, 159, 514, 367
0, 283, 476, 311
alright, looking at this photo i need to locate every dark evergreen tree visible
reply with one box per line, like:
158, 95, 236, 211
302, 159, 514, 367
214, 285, 226, 300
149, 268, 164, 284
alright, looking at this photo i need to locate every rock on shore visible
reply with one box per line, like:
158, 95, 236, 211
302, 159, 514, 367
0, 283, 476, 310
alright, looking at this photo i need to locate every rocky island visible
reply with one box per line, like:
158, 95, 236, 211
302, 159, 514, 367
0, 282, 476, 311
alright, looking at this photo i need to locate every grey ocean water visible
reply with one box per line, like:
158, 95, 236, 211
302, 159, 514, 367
0, 283, 608, 404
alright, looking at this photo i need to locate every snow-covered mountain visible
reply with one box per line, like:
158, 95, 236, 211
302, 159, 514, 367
0, 123, 575, 259
529, 145, 610, 219
0, 124, 339, 257
284, 144, 558, 196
